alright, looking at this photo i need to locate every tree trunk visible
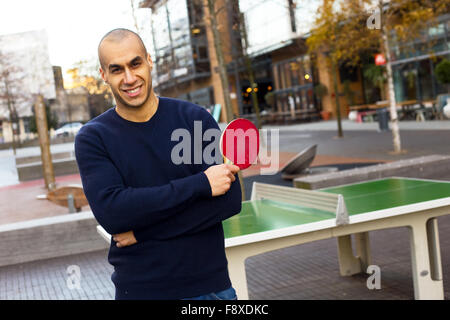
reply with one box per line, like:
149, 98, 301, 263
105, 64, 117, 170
206, 0, 245, 200
206, 0, 234, 123
380, 1, 402, 153
331, 59, 343, 137
34, 94, 55, 191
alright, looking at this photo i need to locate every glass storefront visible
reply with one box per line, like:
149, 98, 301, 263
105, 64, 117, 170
392, 55, 449, 103
390, 14, 450, 102
271, 55, 316, 121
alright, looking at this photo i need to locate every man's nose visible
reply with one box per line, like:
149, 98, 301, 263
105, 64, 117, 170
123, 68, 137, 84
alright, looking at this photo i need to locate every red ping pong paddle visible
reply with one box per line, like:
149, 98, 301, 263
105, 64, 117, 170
219, 118, 260, 170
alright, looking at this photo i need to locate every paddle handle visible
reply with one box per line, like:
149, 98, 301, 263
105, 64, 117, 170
223, 156, 232, 165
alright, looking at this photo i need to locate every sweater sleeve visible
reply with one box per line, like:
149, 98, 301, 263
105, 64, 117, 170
133, 109, 242, 241
74, 130, 212, 235
134, 173, 241, 241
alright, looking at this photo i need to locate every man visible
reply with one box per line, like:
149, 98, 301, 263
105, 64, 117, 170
75, 28, 242, 300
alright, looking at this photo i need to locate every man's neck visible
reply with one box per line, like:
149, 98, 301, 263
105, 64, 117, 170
115, 92, 159, 123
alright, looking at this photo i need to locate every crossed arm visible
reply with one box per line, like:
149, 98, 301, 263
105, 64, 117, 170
113, 163, 240, 247
75, 122, 241, 248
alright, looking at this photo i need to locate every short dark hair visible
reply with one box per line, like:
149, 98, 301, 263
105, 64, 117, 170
98, 28, 148, 69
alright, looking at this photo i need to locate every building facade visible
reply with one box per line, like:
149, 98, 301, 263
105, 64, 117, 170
140, 0, 449, 123
0, 30, 56, 143
140, 0, 323, 122
145, 0, 214, 106
390, 13, 450, 103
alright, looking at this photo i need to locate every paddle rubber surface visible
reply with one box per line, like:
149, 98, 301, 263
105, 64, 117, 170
220, 118, 260, 170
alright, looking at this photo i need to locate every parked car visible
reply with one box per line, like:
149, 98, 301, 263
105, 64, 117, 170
54, 122, 83, 137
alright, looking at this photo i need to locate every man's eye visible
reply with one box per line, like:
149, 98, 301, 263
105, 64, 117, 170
111, 68, 120, 73
132, 62, 141, 67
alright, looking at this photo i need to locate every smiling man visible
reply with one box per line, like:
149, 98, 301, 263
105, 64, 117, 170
74, 28, 242, 300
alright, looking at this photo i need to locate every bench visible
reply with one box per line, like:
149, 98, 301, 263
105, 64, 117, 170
37, 185, 88, 213
349, 99, 438, 122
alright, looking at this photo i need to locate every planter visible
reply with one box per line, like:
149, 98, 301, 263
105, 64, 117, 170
320, 111, 331, 121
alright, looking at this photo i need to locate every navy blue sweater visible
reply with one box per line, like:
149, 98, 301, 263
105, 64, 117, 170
74, 97, 242, 299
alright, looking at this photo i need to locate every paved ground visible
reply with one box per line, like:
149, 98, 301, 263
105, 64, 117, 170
1, 213, 450, 300
0, 152, 381, 224
1, 119, 450, 300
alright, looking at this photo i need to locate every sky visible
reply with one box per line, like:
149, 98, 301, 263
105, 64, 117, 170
0, 0, 152, 82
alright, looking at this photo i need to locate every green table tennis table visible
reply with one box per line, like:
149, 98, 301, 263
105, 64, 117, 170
97, 177, 450, 300
223, 177, 450, 300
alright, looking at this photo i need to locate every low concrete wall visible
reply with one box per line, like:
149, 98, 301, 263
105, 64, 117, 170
294, 154, 450, 190
0, 212, 109, 267
15, 151, 75, 165
16, 157, 79, 181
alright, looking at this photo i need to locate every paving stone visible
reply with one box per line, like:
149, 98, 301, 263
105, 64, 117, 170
0, 214, 449, 300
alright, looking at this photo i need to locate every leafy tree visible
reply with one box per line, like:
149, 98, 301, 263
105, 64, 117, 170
66, 59, 112, 100
363, 64, 386, 100
435, 59, 450, 90
307, 0, 449, 153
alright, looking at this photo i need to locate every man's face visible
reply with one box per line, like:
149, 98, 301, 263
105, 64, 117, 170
99, 36, 153, 109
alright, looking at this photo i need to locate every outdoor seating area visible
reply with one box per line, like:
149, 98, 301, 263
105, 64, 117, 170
241, 109, 321, 125
349, 99, 442, 123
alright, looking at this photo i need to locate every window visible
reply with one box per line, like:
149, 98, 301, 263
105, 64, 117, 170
151, 0, 209, 85
240, 0, 292, 55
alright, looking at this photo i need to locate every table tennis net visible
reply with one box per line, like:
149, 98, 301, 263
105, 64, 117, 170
250, 182, 349, 225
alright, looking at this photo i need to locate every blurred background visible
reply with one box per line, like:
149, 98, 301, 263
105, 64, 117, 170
0, 0, 448, 149
1, 0, 450, 301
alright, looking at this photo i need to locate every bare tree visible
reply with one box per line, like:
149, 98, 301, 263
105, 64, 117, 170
0, 50, 31, 154
130, 0, 142, 34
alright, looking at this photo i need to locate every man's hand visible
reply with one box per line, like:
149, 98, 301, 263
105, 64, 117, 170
204, 164, 240, 196
113, 231, 137, 248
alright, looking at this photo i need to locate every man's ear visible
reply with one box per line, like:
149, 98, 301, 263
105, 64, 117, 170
147, 53, 153, 70
99, 67, 107, 83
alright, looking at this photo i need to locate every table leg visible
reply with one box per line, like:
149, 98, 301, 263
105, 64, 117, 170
355, 232, 372, 271
337, 235, 362, 276
426, 218, 443, 281
226, 247, 250, 300
409, 219, 444, 300
337, 233, 372, 276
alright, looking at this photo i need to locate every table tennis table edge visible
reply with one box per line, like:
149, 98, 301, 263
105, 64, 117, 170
224, 217, 337, 248
97, 225, 111, 244
345, 196, 450, 225
224, 196, 450, 248
319, 176, 450, 191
